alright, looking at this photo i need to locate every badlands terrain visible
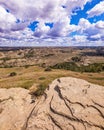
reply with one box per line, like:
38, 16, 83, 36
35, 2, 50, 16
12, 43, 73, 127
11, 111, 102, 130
0, 47, 104, 89
0, 47, 104, 130
0, 47, 104, 67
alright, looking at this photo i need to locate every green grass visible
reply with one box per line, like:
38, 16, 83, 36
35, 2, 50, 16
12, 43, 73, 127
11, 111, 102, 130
20, 80, 35, 89
0, 65, 104, 96
51, 62, 104, 73
32, 83, 47, 96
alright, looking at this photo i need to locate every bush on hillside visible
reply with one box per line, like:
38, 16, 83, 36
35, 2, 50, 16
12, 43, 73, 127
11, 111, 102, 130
71, 56, 81, 62
51, 62, 104, 73
9, 72, 17, 77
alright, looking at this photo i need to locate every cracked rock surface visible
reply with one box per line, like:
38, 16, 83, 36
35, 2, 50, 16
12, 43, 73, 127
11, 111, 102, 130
0, 88, 33, 130
0, 77, 104, 130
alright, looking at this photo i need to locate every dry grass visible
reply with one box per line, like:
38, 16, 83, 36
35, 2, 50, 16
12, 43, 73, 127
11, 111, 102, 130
0, 66, 104, 90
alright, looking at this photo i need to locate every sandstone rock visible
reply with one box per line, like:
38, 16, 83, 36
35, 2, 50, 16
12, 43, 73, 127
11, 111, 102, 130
26, 77, 104, 130
0, 77, 104, 130
0, 88, 33, 130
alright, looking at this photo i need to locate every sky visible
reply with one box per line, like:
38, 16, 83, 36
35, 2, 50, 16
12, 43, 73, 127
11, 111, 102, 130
0, 0, 104, 46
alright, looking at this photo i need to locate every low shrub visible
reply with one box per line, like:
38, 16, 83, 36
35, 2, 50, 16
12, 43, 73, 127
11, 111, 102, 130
51, 62, 80, 71
51, 62, 104, 73
71, 56, 81, 62
9, 72, 17, 76
44, 67, 52, 71
33, 84, 47, 97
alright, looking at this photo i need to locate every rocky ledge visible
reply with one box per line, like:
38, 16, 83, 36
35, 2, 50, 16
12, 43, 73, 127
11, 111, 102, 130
0, 77, 104, 130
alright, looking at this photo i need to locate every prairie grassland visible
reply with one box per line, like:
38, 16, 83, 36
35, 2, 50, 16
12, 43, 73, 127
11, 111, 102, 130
0, 66, 104, 90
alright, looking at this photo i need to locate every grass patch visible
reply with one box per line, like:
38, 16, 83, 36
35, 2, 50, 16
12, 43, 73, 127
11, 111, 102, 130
19, 80, 35, 89
32, 83, 47, 97
38, 77, 46, 80
0, 66, 104, 91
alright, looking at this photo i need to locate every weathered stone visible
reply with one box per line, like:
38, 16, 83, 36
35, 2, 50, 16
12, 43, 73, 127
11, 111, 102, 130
0, 77, 104, 130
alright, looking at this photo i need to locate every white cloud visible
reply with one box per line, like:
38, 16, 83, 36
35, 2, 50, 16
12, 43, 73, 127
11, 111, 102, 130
78, 18, 104, 41
79, 18, 91, 29
95, 21, 104, 29
90, 34, 101, 40
87, 1, 104, 17
34, 22, 50, 38
0, 5, 16, 32
72, 35, 87, 42
0, 0, 90, 31
1, 0, 103, 46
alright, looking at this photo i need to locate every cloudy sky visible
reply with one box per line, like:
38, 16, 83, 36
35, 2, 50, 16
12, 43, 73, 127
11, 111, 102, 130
0, 0, 104, 46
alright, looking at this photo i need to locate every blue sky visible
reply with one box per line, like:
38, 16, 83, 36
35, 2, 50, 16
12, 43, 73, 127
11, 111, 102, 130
71, 0, 104, 25
0, 0, 104, 46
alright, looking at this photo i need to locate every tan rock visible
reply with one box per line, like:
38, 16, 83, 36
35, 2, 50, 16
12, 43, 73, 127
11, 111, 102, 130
27, 77, 104, 130
0, 77, 104, 130
0, 88, 33, 130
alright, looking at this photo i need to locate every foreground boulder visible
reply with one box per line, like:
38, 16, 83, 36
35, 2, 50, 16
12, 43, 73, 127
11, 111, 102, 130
0, 88, 33, 130
0, 77, 104, 130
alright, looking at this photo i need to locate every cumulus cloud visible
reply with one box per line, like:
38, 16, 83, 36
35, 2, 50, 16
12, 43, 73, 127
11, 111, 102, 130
95, 21, 104, 29
1, 0, 104, 46
0, 0, 90, 31
78, 18, 104, 41
87, 1, 104, 17
72, 35, 87, 42
0, 5, 16, 32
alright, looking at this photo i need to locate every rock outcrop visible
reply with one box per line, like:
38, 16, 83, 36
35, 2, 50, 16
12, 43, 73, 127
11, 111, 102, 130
0, 77, 104, 130
0, 88, 33, 130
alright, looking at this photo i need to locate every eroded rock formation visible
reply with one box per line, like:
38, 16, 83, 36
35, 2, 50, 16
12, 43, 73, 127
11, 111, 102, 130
0, 77, 104, 130
0, 88, 33, 130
